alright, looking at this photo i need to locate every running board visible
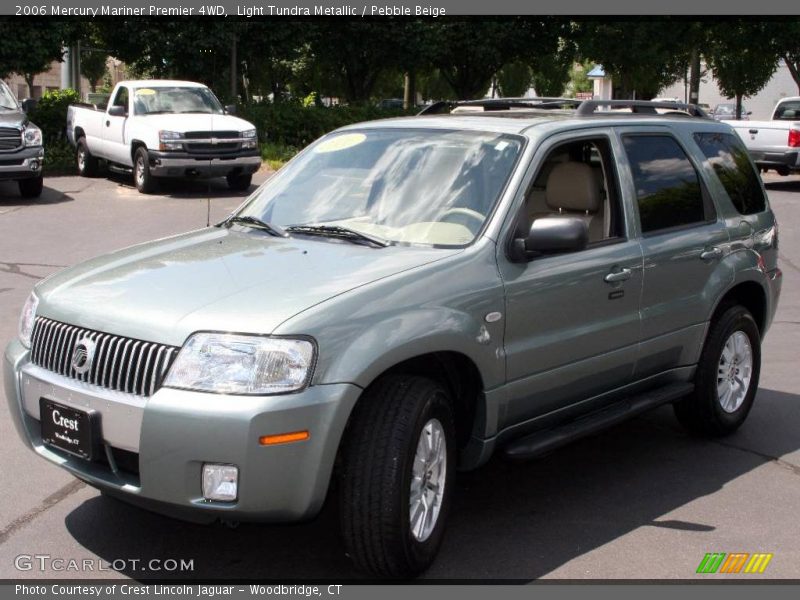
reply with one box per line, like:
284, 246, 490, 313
107, 164, 132, 175
503, 382, 694, 461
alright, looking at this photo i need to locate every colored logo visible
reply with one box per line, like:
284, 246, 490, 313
696, 552, 773, 574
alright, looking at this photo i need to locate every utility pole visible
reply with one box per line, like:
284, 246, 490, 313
403, 70, 416, 109
230, 32, 238, 101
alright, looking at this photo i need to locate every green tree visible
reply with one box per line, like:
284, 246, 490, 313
771, 22, 800, 93
705, 21, 780, 119
0, 20, 77, 95
576, 20, 693, 99
567, 60, 595, 96
79, 24, 108, 94
497, 62, 531, 97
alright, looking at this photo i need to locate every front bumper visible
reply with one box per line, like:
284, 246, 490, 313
148, 149, 261, 178
0, 146, 44, 180
4, 338, 360, 524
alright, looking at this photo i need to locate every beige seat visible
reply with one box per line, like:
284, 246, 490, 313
539, 162, 604, 242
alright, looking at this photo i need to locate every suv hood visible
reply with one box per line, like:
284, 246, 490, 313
0, 109, 25, 127
137, 112, 254, 133
35, 228, 459, 346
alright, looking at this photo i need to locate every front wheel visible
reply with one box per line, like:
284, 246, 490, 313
339, 375, 456, 578
18, 175, 43, 198
134, 147, 157, 194
674, 304, 761, 436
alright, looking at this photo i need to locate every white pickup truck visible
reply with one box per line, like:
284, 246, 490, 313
729, 96, 800, 176
66, 80, 262, 193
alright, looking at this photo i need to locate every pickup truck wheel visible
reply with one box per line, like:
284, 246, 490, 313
339, 375, 455, 578
18, 175, 43, 198
76, 138, 99, 177
134, 147, 157, 194
226, 173, 252, 191
674, 305, 761, 436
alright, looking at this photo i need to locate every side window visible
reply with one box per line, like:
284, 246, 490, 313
112, 87, 129, 111
521, 137, 623, 245
623, 135, 711, 234
694, 132, 767, 215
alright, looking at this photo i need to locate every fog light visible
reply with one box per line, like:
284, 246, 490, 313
30, 160, 39, 171
202, 464, 238, 502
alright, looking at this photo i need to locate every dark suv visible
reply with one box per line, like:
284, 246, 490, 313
0, 80, 43, 197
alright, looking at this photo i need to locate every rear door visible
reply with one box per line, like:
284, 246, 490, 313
618, 129, 732, 380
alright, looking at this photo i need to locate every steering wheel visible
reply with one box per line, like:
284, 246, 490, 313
437, 208, 485, 231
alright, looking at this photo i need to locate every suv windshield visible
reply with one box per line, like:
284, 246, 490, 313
237, 129, 523, 247
133, 86, 224, 115
0, 81, 19, 110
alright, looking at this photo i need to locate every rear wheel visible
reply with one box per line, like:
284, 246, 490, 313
674, 305, 761, 436
226, 173, 252, 192
18, 175, 43, 198
339, 375, 455, 578
76, 138, 99, 177
134, 147, 157, 194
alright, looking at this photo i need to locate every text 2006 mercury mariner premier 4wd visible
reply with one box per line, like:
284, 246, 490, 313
5, 99, 782, 577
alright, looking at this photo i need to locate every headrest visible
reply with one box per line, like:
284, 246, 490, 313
545, 162, 601, 212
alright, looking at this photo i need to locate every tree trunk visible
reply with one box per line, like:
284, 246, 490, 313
403, 70, 416, 109
689, 48, 701, 105
24, 74, 35, 98
735, 94, 743, 120
785, 56, 800, 94
230, 33, 238, 101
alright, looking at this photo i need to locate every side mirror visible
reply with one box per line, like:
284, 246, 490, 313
511, 217, 589, 262
21, 98, 37, 114
108, 105, 127, 117
225, 104, 237, 115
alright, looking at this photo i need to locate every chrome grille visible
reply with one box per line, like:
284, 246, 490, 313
29, 317, 179, 397
0, 127, 22, 152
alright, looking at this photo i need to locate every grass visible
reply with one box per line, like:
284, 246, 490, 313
260, 141, 298, 170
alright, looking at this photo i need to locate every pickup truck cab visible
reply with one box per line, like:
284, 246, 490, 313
66, 80, 261, 193
729, 96, 800, 175
6, 100, 781, 577
0, 79, 44, 198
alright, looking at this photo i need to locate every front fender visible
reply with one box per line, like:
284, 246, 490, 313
314, 307, 504, 391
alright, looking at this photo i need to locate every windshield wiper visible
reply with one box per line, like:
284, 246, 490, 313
285, 224, 391, 247
0, 104, 17, 110
222, 215, 289, 237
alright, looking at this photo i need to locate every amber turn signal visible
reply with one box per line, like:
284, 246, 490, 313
259, 430, 310, 446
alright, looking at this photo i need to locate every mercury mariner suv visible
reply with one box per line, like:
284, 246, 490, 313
5, 100, 782, 577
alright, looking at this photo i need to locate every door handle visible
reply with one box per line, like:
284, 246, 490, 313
604, 268, 632, 283
700, 247, 723, 261
748, 129, 758, 135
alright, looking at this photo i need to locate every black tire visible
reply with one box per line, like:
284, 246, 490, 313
226, 173, 253, 192
18, 175, 43, 198
674, 304, 761, 436
133, 147, 157, 194
76, 138, 99, 177
340, 375, 456, 578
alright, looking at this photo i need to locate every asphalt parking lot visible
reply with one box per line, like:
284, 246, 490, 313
1, 171, 799, 580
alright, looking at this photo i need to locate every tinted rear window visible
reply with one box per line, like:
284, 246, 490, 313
622, 135, 708, 233
693, 132, 767, 215
773, 100, 800, 120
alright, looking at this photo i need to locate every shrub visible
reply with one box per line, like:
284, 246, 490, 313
29, 88, 80, 144
44, 140, 75, 175
240, 102, 415, 149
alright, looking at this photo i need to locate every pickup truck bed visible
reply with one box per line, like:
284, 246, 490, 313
729, 97, 800, 175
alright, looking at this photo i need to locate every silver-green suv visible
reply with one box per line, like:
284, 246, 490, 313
4, 100, 782, 577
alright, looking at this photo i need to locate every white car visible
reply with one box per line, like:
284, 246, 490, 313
729, 97, 800, 176
66, 80, 262, 193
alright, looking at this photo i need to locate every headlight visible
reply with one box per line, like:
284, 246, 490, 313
241, 129, 257, 149
164, 333, 315, 395
23, 126, 42, 147
18, 292, 38, 348
158, 130, 183, 151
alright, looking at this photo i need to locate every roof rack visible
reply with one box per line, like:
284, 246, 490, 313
576, 100, 710, 118
418, 97, 581, 115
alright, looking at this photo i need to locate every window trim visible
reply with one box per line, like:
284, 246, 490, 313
621, 132, 718, 237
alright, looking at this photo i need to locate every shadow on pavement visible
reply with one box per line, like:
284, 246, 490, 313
0, 181, 72, 206
64, 388, 800, 581
105, 170, 256, 198
763, 178, 800, 193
